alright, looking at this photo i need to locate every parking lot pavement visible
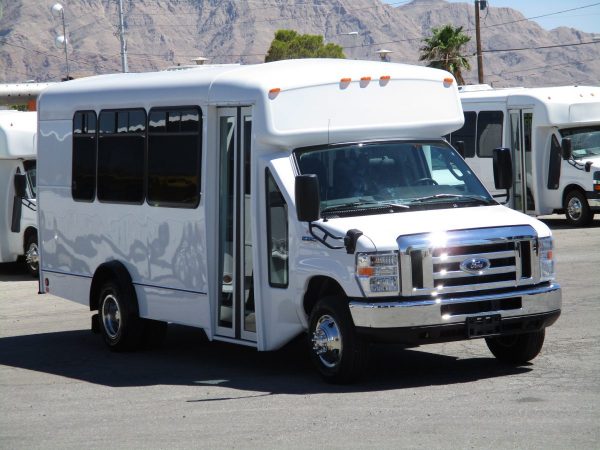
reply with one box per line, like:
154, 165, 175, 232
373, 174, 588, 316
1, 215, 599, 449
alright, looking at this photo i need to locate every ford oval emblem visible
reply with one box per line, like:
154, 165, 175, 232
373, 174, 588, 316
460, 257, 491, 274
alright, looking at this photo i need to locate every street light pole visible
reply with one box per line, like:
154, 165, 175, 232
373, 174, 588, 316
117, 0, 129, 73
51, 3, 69, 80
475, 0, 486, 84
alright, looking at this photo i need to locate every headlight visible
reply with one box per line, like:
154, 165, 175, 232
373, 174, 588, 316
539, 236, 555, 282
356, 252, 399, 296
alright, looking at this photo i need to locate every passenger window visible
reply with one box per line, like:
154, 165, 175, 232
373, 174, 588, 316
147, 107, 202, 207
477, 111, 503, 158
450, 111, 476, 158
72, 111, 97, 201
266, 170, 288, 288
97, 109, 145, 204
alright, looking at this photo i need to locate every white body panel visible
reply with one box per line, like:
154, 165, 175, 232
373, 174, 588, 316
458, 85, 600, 216
0, 111, 37, 263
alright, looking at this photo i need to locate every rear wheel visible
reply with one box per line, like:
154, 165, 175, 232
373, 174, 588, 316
485, 330, 545, 364
24, 233, 39, 277
98, 281, 144, 351
564, 190, 593, 226
308, 296, 368, 384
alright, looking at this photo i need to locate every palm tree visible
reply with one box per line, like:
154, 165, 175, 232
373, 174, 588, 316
419, 25, 471, 85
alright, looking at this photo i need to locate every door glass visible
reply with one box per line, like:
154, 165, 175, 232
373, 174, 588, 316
523, 112, 535, 211
218, 115, 236, 330
242, 114, 255, 334
510, 111, 523, 211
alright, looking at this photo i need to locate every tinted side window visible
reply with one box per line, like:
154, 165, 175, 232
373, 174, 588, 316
147, 107, 202, 207
477, 111, 504, 158
450, 111, 476, 158
266, 170, 288, 288
72, 111, 97, 201
97, 109, 145, 204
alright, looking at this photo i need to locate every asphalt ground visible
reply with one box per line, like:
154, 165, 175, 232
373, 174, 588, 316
1, 214, 599, 449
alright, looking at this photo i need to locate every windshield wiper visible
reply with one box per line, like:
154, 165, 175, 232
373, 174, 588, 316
321, 200, 409, 215
409, 194, 495, 205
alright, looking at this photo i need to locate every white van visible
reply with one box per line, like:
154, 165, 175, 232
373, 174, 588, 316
0, 110, 38, 275
36, 60, 561, 383
453, 85, 600, 226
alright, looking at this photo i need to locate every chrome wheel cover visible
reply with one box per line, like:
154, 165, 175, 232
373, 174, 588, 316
311, 314, 342, 368
101, 294, 121, 339
567, 196, 583, 221
25, 242, 39, 272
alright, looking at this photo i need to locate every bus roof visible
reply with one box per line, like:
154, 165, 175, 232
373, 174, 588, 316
38, 59, 463, 147
0, 110, 36, 159
459, 85, 600, 127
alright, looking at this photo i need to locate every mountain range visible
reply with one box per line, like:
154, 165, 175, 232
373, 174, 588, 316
0, 0, 598, 87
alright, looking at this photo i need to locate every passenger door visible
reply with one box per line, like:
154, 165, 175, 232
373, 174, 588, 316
509, 109, 535, 213
215, 107, 256, 342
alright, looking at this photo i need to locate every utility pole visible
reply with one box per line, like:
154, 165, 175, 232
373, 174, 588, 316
117, 0, 129, 73
474, 0, 486, 84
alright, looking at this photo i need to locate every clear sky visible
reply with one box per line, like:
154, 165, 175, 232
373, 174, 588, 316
383, 0, 600, 34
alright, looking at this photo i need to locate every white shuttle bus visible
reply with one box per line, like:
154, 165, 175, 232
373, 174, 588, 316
0, 110, 38, 275
452, 85, 600, 226
37, 60, 561, 383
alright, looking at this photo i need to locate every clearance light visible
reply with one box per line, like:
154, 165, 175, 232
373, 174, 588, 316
340, 77, 352, 83
443, 77, 454, 86
361, 76, 371, 81
380, 75, 391, 81
268, 88, 281, 99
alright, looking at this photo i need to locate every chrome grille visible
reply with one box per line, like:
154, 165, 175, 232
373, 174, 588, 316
398, 226, 538, 297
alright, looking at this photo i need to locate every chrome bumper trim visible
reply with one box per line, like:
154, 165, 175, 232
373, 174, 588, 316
349, 283, 561, 328
588, 197, 600, 208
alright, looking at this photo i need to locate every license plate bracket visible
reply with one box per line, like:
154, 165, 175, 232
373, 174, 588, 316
466, 314, 501, 338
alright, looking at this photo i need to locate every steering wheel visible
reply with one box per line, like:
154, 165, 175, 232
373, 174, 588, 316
414, 177, 439, 186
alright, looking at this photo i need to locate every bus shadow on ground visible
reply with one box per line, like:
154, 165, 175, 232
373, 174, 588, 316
0, 262, 33, 282
540, 216, 600, 230
0, 324, 530, 395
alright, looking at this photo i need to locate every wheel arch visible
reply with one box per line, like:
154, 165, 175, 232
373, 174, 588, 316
89, 261, 138, 314
22, 227, 37, 252
302, 276, 347, 317
562, 183, 587, 204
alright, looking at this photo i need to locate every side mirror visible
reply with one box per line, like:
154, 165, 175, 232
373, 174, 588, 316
454, 141, 465, 159
14, 173, 27, 199
561, 138, 572, 160
493, 147, 513, 190
295, 174, 320, 222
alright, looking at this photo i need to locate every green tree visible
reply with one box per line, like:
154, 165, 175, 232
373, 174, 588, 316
265, 29, 345, 62
419, 25, 471, 85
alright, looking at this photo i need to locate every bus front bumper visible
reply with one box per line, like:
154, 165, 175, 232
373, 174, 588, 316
348, 283, 561, 343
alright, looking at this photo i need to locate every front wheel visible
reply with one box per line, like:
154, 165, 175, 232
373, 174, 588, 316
308, 297, 368, 384
24, 233, 39, 277
485, 330, 545, 364
564, 190, 593, 226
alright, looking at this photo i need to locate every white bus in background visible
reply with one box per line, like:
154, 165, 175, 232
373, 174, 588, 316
450, 85, 600, 226
37, 60, 561, 383
0, 110, 38, 275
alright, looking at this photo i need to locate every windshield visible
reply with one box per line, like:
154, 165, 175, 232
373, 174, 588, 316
560, 126, 600, 160
295, 140, 494, 217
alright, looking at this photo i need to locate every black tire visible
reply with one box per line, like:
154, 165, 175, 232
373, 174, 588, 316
308, 296, 368, 384
142, 319, 168, 349
98, 280, 144, 352
24, 233, 39, 278
485, 330, 545, 364
564, 190, 593, 226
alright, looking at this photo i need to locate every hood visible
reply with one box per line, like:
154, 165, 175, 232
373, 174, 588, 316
315, 205, 550, 251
